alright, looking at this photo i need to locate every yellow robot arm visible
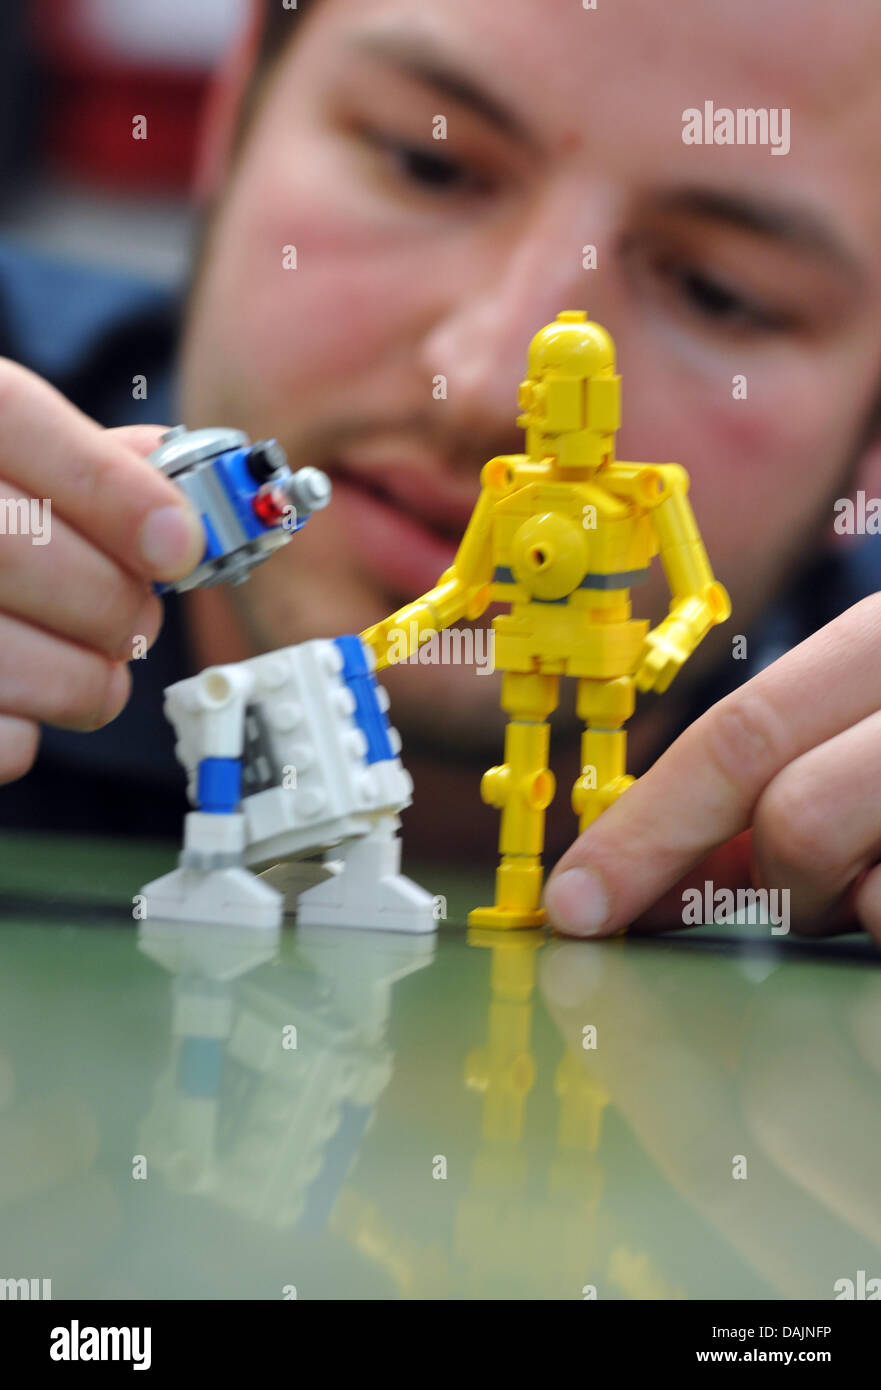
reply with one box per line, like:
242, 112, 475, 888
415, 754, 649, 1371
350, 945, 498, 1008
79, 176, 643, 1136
360, 482, 496, 670
637, 465, 731, 693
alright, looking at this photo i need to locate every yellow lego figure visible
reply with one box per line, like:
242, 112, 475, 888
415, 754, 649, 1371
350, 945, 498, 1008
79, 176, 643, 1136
360, 312, 730, 929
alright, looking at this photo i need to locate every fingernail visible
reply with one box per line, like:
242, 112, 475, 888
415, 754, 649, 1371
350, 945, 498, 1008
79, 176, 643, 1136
139, 506, 203, 578
544, 867, 611, 936
128, 593, 163, 656
100, 664, 131, 725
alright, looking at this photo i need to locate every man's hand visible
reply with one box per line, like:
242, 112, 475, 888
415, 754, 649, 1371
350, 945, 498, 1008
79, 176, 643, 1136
0, 360, 204, 785
544, 592, 881, 945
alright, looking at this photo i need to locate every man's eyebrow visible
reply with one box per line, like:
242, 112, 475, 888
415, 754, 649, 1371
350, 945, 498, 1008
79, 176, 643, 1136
655, 187, 862, 279
347, 29, 534, 144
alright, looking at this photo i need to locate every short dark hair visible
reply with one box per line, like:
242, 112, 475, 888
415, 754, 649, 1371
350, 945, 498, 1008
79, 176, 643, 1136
191, 4, 319, 277
236, 1, 319, 144
256, 1, 319, 69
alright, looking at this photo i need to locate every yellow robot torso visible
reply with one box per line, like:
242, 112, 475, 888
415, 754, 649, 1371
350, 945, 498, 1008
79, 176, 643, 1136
484, 455, 675, 679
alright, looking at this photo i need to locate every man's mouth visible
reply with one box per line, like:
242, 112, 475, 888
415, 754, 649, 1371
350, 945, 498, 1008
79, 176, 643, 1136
332, 467, 465, 545
330, 459, 475, 541
326, 459, 476, 599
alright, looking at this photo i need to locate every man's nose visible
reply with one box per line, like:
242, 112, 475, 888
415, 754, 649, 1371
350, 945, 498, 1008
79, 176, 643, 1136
417, 180, 616, 439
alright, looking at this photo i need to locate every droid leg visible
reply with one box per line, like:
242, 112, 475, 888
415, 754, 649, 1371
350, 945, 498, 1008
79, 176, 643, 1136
468, 671, 559, 930
572, 676, 635, 834
293, 813, 435, 933
241, 636, 435, 934
141, 666, 282, 930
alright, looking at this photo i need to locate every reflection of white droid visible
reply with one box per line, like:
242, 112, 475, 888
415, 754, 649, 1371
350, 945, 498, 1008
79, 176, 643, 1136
141, 636, 435, 933
137, 919, 435, 1232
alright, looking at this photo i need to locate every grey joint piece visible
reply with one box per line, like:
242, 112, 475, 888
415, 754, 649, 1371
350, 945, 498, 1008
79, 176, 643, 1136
282, 466, 332, 518
151, 426, 249, 479
179, 850, 246, 871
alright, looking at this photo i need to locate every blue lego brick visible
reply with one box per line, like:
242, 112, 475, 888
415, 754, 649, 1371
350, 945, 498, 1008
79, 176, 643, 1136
197, 757, 242, 814
177, 1036, 223, 1098
200, 509, 223, 561
212, 446, 273, 540
333, 635, 395, 764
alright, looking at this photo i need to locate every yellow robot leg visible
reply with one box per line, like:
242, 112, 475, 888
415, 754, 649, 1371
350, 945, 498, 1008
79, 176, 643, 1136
572, 676, 635, 834
468, 670, 559, 930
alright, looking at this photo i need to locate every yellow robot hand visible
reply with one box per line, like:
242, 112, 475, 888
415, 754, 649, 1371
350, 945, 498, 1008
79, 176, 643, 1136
360, 589, 457, 671
636, 584, 730, 692
359, 615, 402, 672
361, 607, 436, 671
635, 623, 692, 693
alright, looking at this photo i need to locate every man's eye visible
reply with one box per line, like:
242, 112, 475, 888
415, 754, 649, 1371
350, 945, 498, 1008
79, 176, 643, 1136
394, 142, 470, 188
362, 130, 486, 194
623, 239, 799, 338
670, 264, 787, 331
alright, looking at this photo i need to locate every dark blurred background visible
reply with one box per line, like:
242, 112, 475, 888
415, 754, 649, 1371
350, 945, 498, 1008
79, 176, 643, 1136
0, 0, 249, 285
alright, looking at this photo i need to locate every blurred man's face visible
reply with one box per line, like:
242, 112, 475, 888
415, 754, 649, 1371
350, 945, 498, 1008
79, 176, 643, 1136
179, 0, 881, 754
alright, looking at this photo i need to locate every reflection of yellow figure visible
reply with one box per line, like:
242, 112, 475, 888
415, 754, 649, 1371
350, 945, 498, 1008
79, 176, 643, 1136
552, 1047, 609, 1203
361, 312, 730, 928
459, 929, 682, 1298
456, 929, 544, 1290
464, 929, 542, 1150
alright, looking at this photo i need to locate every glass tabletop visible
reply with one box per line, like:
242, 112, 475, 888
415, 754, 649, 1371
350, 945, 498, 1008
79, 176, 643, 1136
0, 832, 878, 1300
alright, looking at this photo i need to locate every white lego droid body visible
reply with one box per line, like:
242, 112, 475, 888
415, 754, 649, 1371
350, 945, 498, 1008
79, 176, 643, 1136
141, 636, 435, 933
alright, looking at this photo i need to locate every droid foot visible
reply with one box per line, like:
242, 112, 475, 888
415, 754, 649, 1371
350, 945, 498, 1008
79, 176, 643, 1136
294, 820, 435, 934
140, 865, 282, 930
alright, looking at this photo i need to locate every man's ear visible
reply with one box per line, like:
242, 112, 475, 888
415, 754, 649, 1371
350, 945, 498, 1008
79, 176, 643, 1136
191, 9, 261, 203
825, 419, 881, 550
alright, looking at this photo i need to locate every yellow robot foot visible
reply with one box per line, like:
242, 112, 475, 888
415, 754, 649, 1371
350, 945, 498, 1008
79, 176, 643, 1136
468, 855, 547, 930
467, 903, 547, 930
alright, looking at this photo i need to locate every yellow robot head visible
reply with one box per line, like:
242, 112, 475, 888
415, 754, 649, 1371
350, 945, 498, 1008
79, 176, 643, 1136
516, 311, 621, 470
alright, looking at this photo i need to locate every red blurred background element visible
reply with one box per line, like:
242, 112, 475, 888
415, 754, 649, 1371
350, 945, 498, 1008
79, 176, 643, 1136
31, 0, 248, 191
